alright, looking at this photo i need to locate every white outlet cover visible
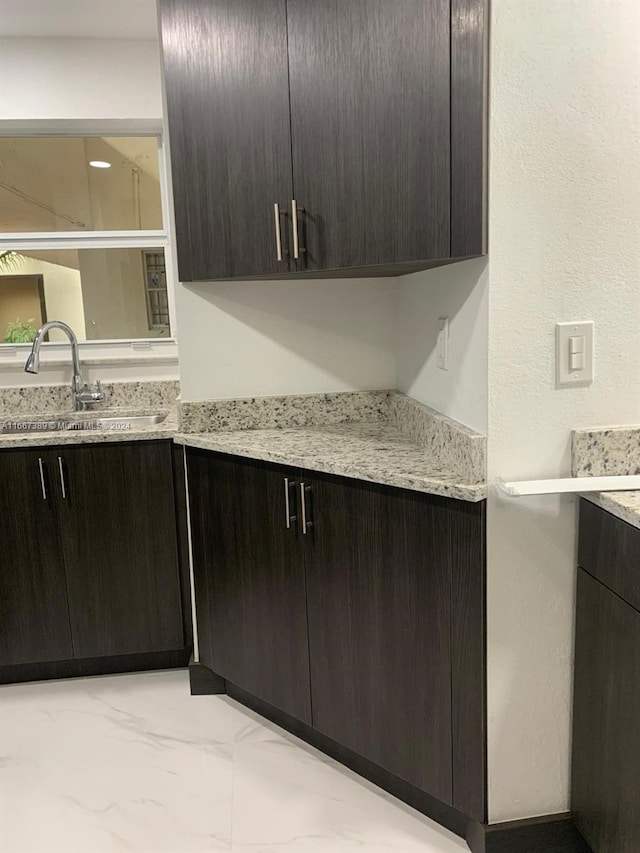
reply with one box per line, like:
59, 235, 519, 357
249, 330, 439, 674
556, 321, 594, 386
437, 317, 449, 371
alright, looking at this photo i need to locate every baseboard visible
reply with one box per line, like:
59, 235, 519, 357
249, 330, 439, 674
0, 648, 191, 685
466, 813, 593, 853
188, 657, 226, 695
183, 675, 591, 853
226, 680, 471, 839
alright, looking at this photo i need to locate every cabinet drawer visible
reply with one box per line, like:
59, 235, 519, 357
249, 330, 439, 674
578, 499, 640, 611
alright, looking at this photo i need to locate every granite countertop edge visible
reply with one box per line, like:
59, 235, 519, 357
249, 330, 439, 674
0, 410, 178, 449
582, 491, 640, 531
0, 408, 487, 502
174, 432, 486, 502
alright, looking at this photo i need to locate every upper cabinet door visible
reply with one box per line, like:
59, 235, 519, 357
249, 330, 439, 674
160, 0, 295, 280
286, 0, 451, 273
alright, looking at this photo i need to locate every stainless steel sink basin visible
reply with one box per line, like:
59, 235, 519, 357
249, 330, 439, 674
0, 413, 168, 435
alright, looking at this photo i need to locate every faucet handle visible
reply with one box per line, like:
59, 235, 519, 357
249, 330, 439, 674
76, 380, 106, 406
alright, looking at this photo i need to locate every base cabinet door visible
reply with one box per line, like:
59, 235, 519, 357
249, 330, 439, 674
0, 449, 73, 665
187, 450, 312, 723
303, 472, 453, 804
57, 441, 184, 659
572, 568, 640, 853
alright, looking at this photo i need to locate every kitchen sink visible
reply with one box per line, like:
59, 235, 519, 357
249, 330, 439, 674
0, 413, 168, 435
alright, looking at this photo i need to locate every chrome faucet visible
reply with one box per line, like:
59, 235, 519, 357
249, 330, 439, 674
24, 320, 105, 412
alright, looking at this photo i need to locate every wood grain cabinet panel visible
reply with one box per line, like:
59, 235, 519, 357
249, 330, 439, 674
159, 0, 295, 281
572, 568, 640, 853
578, 499, 640, 611
187, 450, 312, 723
287, 0, 451, 272
0, 449, 73, 666
56, 441, 185, 659
159, 0, 487, 280
303, 472, 453, 804
186, 449, 486, 819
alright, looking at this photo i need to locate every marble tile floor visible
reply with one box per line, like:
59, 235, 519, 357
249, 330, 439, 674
0, 669, 468, 853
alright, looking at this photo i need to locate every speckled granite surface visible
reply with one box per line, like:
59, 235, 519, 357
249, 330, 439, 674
0, 380, 179, 416
179, 391, 392, 432
573, 425, 640, 528
0, 408, 178, 449
177, 390, 486, 501
573, 426, 640, 477
175, 423, 485, 501
583, 491, 640, 531
389, 393, 485, 484
0, 381, 180, 420
0, 384, 486, 499
0, 380, 180, 449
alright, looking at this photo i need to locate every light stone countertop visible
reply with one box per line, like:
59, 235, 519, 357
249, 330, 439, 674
0, 385, 486, 501
175, 422, 486, 502
0, 407, 178, 450
583, 491, 640, 531
572, 424, 640, 529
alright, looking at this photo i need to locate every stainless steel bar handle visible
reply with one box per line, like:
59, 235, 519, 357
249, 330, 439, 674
300, 482, 312, 534
273, 203, 283, 262
58, 456, 67, 500
38, 458, 47, 501
284, 477, 293, 529
291, 199, 300, 259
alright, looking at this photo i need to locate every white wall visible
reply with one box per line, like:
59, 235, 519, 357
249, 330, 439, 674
0, 37, 162, 120
177, 279, 397, 401
395, 259, 488, 434
487, 0, 640, 823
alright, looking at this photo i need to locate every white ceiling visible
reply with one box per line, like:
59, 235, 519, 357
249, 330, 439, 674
0, 0, 158, 40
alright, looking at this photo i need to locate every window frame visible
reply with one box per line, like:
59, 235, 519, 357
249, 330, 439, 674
0, 119, 179, 359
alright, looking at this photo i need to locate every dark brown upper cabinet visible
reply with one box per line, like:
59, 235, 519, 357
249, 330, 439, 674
159, 0, 487, 281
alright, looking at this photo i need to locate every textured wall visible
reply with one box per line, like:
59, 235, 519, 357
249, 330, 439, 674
0, 37, 162, 120
487, 0, 640, 821
395, 258, 488, 434
177, 279, 397, 401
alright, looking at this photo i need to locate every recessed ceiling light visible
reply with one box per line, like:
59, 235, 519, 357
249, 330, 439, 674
89, 160, 111, 169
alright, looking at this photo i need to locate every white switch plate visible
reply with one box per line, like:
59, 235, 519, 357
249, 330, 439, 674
437, 317, 449, 371
556, 321, 594, 386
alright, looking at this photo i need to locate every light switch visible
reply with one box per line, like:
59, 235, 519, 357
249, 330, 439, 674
569, 336, 584, 355
569, 351, 585, 371
556, 322, 594, 386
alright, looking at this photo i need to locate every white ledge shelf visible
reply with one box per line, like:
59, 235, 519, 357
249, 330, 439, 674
497, 475, 640, 498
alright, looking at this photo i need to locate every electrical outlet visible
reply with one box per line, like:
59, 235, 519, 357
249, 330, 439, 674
437, 317, 449, 371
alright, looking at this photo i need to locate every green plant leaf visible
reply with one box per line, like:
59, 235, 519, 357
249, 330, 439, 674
4, 317, 38, 344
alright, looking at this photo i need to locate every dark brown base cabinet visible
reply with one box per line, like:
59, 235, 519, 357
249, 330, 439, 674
572, 501, 640, 853
0, 441, 190, 683
186, 448, 487, 823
